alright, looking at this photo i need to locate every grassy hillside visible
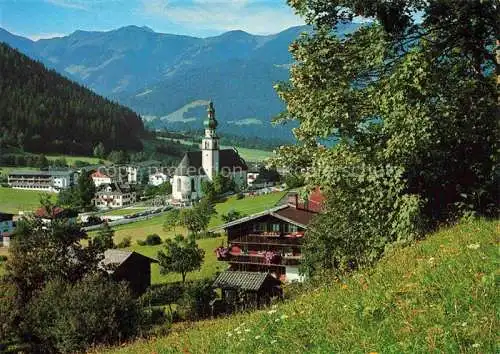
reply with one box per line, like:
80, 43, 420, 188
0, 187, 54, 214
106, 218, 498, 353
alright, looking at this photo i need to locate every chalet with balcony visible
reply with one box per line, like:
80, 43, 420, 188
93, 182, 136, 209
214, 191, 324, 282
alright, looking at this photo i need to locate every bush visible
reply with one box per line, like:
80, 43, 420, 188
236, 192, 244, 200
26, 275, 141, 353
116, 236, 131, 249
145, 234, 162, 246
177, 279, 215, 320
0, 255, 7, 263
137, 240, 146, 246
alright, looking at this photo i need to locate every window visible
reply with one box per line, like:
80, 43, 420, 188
191, 179, 196, 192
287, 224, 298, 233
272, 223, 280, 232
177, 178, 181, 192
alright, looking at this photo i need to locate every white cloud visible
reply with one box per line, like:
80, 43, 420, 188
28, 32, 68, 41
44, 0, 89, 10
141, 0, 304, 35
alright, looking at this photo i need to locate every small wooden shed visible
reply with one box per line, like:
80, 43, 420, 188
101, 250, 157, 296
211, 271, 282, 315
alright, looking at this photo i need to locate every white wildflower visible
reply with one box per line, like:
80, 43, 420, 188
255, 335, 261, 340
274, 318, 280, 322
267, 309, 277, 314
270, 339, 277, 344
461, 322, 467, 327
472, 343, 480, 348
280, 314, 288, 320
467, 243, 480, 250
244, 329, 251, 332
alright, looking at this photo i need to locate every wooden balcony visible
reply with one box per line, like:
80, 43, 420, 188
229, 234, 304, 247
222, 252, 302, 266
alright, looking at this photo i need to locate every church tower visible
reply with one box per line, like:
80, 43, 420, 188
202, 101, 220, 180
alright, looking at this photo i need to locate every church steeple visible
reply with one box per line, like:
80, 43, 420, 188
202, 101, 220, 180
204, 101, 218, 136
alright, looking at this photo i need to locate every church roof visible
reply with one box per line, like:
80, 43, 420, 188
174, 149, 248, 176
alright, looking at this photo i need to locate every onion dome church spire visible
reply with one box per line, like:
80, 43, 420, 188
204, 101, 218, 131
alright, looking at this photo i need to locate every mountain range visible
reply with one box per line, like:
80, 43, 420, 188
0, 24, 360, 141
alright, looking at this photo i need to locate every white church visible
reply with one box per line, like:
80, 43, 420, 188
171, 102, 248, 202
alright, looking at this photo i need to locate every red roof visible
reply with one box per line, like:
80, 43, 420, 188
91, 171, 109, 178
34, 207, 77, 219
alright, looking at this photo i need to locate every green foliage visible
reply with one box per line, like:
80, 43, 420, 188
144, 182, 172, 198
58, 170, 96, 211
145, 234, 163, 246
179, 198, 216, 237
93, 222, 115, 250
116, 236, 132, 249
26, 275, 140, 353
105, 219, 498, 354
107, 150, 130, 164
284, 173, 305, 189
221, 209, 245, 223
273, 0, 498, 275
163, 209, 181, 232
254, 166, 281, 184
157, 235, 205, 283
0, 43, 144, 155
93, 142, 106, 159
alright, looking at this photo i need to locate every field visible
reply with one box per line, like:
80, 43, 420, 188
210, 191, 287, 228
106, 218, 499, 354
46, 155, 106, 165
0, 187, 54, 214
159, 137, 273, 162
128, 237, 226, 284
101, 208, 148, 216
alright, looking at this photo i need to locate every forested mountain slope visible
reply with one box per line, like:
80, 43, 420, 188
0, 43, 144, 155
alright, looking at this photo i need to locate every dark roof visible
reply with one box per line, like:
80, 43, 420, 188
9, 169, 75, 177
101, 250, 157, 273
174, 151, 205, 176
211, 204, 317, 231
0, 212, 15, 222
174, 149, 248, 176
274, 207, 317, 228
212, 271, 280, 291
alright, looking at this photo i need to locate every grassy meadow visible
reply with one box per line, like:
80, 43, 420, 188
105, 218, 499, 353
87, 191, 286, 284
0, 186, 54, 214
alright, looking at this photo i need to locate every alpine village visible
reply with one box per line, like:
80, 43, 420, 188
0, 1, 498, 353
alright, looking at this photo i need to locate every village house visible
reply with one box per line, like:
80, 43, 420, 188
91, 171, 113, 187
214, 190, 324, 282
93, 182, 136, 209
171, 102, 248, 203
149, 171, 169, 186
8, 169, 77, 192
0, 212, 16, 247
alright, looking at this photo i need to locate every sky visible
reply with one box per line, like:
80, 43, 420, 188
0, 0, 306, 40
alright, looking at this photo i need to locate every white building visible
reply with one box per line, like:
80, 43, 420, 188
93, 182, 137, 209
149, 172, 169, 186
8, 169, 76, 192
91, 171, 113, 187
171, 102, 248, 202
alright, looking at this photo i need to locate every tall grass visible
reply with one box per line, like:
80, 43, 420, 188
105, 218, 498, 353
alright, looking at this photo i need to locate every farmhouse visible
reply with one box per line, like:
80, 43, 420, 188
101, 249, 157, 295
171, 102, 248, 203
8, 169, 77, 192
94, 182, 136, 209
214, 190, 324, 282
